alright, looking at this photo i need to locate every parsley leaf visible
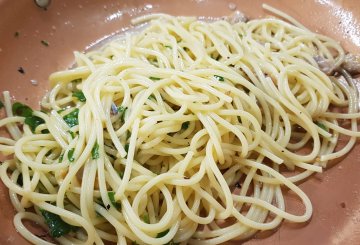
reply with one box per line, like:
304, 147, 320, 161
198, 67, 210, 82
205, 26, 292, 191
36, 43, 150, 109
316, 122, 328, 132
59, 153, 64, 163
72, 91, 86, 102
68, 130, 76, 139
67, 148, 75, 162
12, 102, 45, 132
107, 191, 121, 209
24, 116, 45, 132
117, 106, 127, 123
156, 229, 169, 238
148, 94, 156, 101
124, 143, 129, 154
142, 213, 150, 224
91, 142, 99, 159
214, 75, 224, 81
40, 209, 77, 238
181, 121, 190, 130
149, 76, 161, 81
70, 78, 82, 83
12, 102, 33, 117
63, 109, 79, 128
126, 130, 131, 140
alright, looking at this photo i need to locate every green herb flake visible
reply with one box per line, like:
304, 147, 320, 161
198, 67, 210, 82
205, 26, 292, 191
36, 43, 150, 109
41, 129, 50, 134
40, 209, 77, 238
91, 142, 99, 160
14, 31, 20, 37
148, 94, 156, 101
68, 130, 76, 139
164, 45, 172, 49
12, 102, 33, 117
142, 213, 150, 224
214, 75, 224, 81
117, 106, 127, 123
63, 109, 79, 128
24, 116, 45, 132
41, 40, 49, 47
107, 191, 121, 209
316, 122, 328, 132
156, 229, 170, 238
59, 153, 64, 163
67, 148, 75, 162
124, 143, 130, 154
118, 171, 124, 179
181, 121, 190, 130
0, 100, 3, 109
72, 91, 86, 102
149, 76, 161, 81
12, 101, 45, 132
132, 241, 139, 245
70, 78, 82, 83
126, 130, 131, 140
57, 108, 65, 114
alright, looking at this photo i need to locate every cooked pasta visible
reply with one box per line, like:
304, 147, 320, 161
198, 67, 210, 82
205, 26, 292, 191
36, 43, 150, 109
0, 5, 359, 245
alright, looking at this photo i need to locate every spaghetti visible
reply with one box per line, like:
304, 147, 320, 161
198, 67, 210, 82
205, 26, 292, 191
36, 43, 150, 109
0, 5, 359, 245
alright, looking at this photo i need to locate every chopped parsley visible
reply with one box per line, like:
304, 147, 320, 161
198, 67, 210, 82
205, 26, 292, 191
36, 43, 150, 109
316, 122, 328, 132
156, 229, 169, 238
41, 40, 49, 46
126, 130, 131, 140
124, 143, 129, 154
70, 78, 82, 83
164, 45, 172, 49
14, 31, 20, 37
63, 109, 79, 128
12, 102, 45, 132
67, 148, 75, 162
181, 121, 190, 130
107, 191, 121, 209
41, 129, 50, 134
0, 100, 3, 109
24, 116, 45, 132
12, 102, 33, 117
57, 108, 65, 114
68, 130, 76, 139
142, 213, 150, 224
40, 209, 77, 238
214, 75, 224, 81
149, 76, 161, 81
118, 170, 124, 179
117, 106, 127, 123
148, 94, 156, 101
59, 153, 64, 163
72, 91, 86, 102
91, 142, 99, 160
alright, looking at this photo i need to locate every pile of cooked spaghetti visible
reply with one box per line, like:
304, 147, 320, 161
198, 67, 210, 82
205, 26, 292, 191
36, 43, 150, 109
0, 5, 359, 245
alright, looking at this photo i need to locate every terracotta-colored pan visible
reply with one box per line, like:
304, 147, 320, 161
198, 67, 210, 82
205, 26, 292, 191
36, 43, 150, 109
0, 0, 359, 244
